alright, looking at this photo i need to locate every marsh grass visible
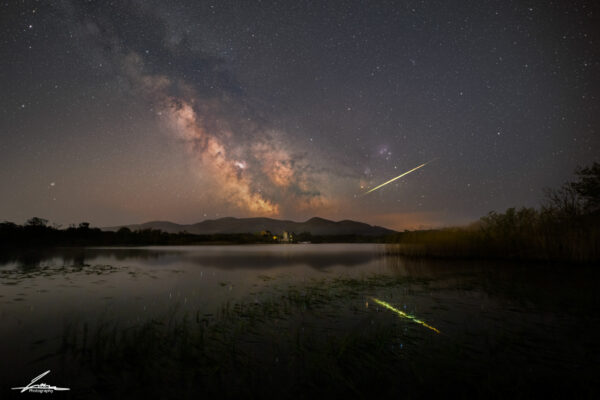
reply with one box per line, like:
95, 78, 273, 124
388, 163, 599, 264
56, 274, 593, 399
56, 275, 445, 398
387, 209, 600, 263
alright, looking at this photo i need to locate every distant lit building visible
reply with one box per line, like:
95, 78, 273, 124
281, 231, 294, 243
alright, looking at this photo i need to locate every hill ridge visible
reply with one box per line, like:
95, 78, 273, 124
103, 217, 395, 236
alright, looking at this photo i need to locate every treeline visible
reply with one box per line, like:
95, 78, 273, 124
388, 163, 600, 263
0, 220, 391, 247
0, 220, 277, 246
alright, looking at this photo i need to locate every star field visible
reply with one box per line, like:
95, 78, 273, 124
1, 0, 598, 229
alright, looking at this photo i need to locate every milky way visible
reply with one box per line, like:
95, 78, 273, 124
1, 1, 597, 229
122, 51, 329, 216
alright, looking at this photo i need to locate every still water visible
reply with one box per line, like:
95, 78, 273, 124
0, 244, 598, 397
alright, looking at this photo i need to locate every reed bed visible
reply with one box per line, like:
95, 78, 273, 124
387, 208, 600, 263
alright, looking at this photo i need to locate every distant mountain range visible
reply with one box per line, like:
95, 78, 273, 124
103, 217, 396, 236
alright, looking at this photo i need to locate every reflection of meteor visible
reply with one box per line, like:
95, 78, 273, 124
371, 297, 440, 334
363, 160, 434, 195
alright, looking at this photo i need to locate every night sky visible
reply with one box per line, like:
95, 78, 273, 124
1, 1, 598, 230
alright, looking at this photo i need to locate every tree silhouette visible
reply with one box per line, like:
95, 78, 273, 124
26, 217, 48, 227
570, 162, 600, 213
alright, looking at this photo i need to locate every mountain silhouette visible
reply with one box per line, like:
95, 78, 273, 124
104, 217, 395, 236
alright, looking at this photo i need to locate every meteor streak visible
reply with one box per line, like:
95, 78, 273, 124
371, 297, 441, 334
363, 160, 434, 195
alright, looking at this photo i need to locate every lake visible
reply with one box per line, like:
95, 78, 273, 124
1, 244, 598, 398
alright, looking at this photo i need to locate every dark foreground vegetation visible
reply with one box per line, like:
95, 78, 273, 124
388, 163, 600, 263
55, 272, 596, 399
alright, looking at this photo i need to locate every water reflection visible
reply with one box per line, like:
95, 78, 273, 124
0, 245, 598, 398
385, 255, 600, 313
372, 297, 441, 334
0, 247, 173, 270
0, 245, 384, 272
